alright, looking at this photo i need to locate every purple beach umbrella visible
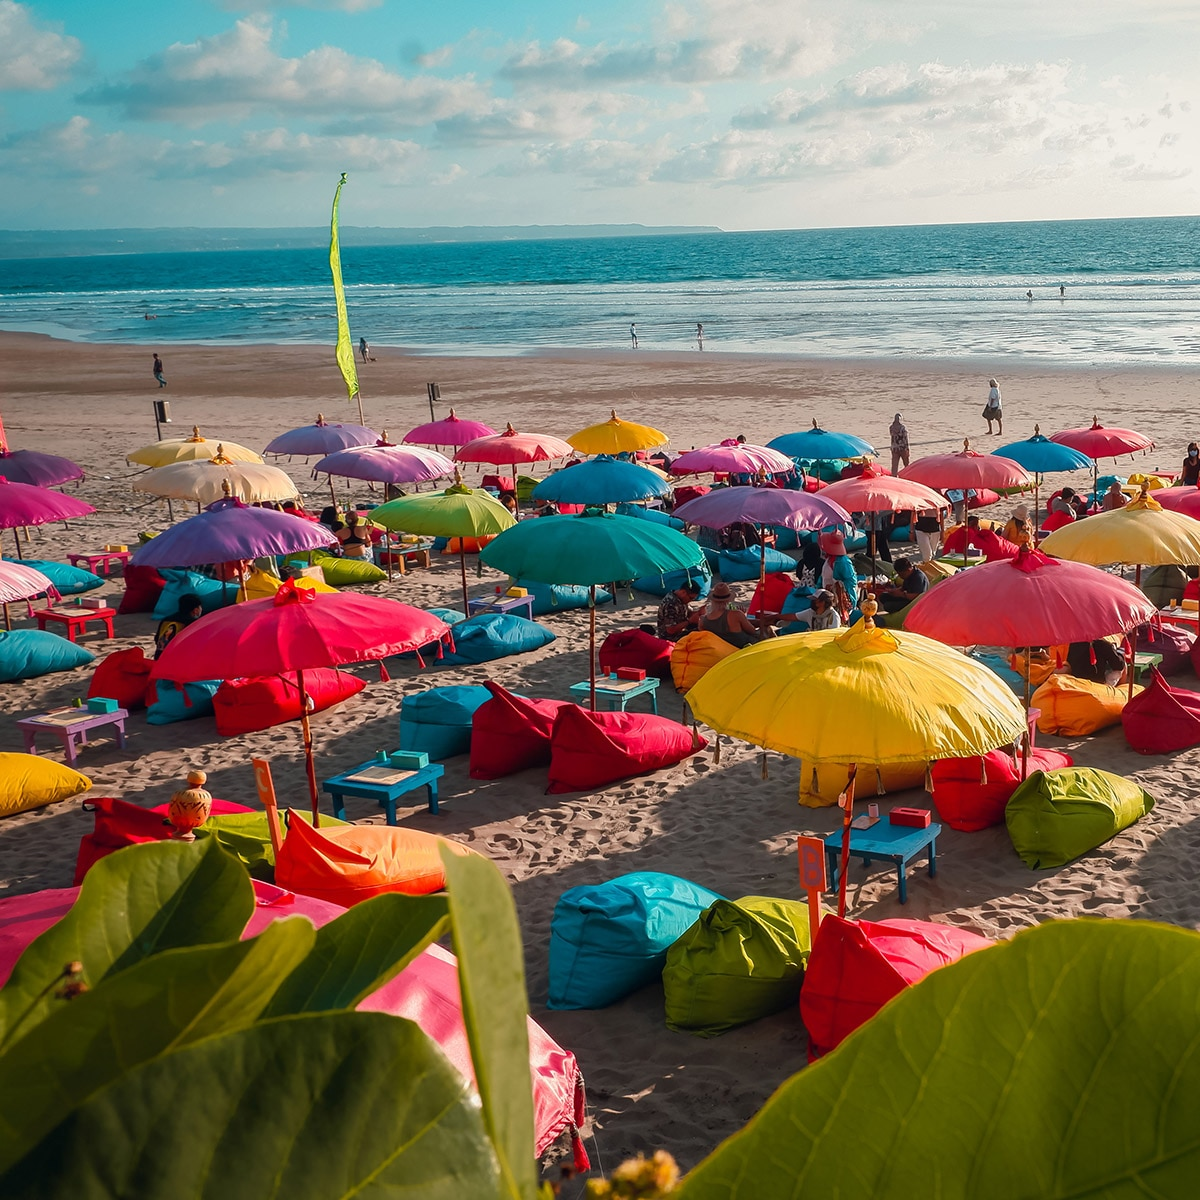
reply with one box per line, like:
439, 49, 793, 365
0, 448, 85, 488
313, 441, 455, 490
264, 413, 379, 458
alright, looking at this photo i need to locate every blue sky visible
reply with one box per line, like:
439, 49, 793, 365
1, 0, 1197, 230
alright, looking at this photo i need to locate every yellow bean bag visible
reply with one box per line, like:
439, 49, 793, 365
916, 560, 957, 583
0, 753, 91, 817
671, 630, 738, 693
239, 567, 337, 601
798, 762, 927, 809
1033, 674, 1142, 737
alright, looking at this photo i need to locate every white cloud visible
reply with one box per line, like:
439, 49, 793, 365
495, 139, 673, 188
0, 1, 81, 90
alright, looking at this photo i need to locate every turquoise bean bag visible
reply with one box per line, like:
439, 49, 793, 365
971, 652, 1024, 695
704, 546, 795, 582
615, 503, 685, 531
400, 684, 493, 760
437, 613, 555, 666
4, 558, 103, 597
632, 569, 711, 599
426, 607, 465, 626
151, 569, 232, 619
0, 630, 94, 682
515, 580, 613, 617
146, 678, 221, 725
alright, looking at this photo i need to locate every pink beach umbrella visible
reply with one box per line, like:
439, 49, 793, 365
455, 423, 573, 471
1149, 487, 1200, 520
264, 413, 379, 458
1051, 417, 1155, 461
404, 409, 497, 448
0, 448, 84, 488
0, 560, 57, 628
669, 439, 794, 477
901, 439, 1031, 493
0, 478, 95, 559
313, 439, 454, 496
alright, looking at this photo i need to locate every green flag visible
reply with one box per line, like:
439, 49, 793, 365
329, 172, 360, 404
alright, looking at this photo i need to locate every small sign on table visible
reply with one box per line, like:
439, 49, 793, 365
798, 835, 827, 935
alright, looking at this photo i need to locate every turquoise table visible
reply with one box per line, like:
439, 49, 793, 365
823, 820, 941, 904
569, 676, 660, 713
323, 760, 445, 823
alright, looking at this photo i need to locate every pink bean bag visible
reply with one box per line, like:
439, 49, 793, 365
86, 646, 154, 711
212, 669, 365, 737
469, 681, 571, 780
546, 705, 705, 793
598, 629, 674, 679
1122, 669, 1200, 754
931, 747, 1075, 831
800, 915, 990, 1059
1135, 622, 1195, 675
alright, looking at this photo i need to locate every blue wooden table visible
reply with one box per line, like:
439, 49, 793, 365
322, 760, 446, 823
569, 676, 660, 713
823, 820, 942, 904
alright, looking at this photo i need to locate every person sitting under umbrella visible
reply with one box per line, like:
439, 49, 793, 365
1102, 481, 1127, 511
154, 593, 203, 659
699, 582, 766, 648
1002, 504, 1031, 543
877, 558, 928, 613
1066, 638, 1126, 686
772, 587, 842, 633
653, 578, 703, 640
336, 511, 371, 558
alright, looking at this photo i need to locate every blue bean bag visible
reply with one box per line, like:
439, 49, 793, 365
0, 630, 94, 682
971, 652, 1024, 695
707, 546, 796, 582
151, 569, 232, 619
515, 580, 613, 616
615, 503, 685, 530
437, 613, 555, 666
3, 558, 103, 596
400, 684, 493, 760
145, 678, 221, 725
548, 872, 726, 1010
426, 607, 465, 626
889, 524, 912, 542
771, 528, 801, 550
632, 569, 711, 599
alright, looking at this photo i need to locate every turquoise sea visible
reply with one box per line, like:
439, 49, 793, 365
0, 216, 1197, 364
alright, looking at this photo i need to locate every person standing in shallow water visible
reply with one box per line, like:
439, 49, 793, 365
696, 322, 704, 350
153, 354, 166, 388
983, 378, 1003, 436
630, 322, 638, 349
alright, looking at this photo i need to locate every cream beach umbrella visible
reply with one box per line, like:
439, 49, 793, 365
128, 425, 262, 467
133, 448, 299, 506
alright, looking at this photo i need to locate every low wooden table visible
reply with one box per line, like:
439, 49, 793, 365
1158, 607, 1199, 631
823, 820, 942, 905
17, 707, 129, 766
1132, 652, 1164, 684
33, 604, 117, 641
323, 760, 446, 822
67, 551, 131, 576
378, 540, 434, 572
570, 676, 660, 713
467, 594, 535, 621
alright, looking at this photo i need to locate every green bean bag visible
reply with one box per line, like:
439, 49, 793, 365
662, 895, 814, 1037
1005, 767, 1156, 869
310, 551, 386, 586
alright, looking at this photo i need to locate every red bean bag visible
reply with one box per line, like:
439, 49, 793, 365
86, 646, 154, 711
748, 572, 795, 617
117, 564, 167, 614
1136, 621, 1195, 675
673, 485, 710, 506
73, 795, 254, 884
931, 747, 1075, 831
546, 705, 705, 793
212, 669, 365, 737
1123, 669, 1200, 754
469, 681, 571, 780
966, 488, 1001, 509
800, 915, 990, 1058
598, 629, 674, 679
1040, 508, 1075, 533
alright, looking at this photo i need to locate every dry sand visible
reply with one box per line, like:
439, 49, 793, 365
3, 331, 1200, 1176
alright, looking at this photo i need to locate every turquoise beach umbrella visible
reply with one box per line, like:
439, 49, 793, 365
531, 456, 670, 506
768, 420, 875, 462
994, 425, 1093, 522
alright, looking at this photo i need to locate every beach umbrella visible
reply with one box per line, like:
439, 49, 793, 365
901, 439, 1031, 493
993, 426, 1092, 525
0, 478, 95, 559
481, 509, 707, 708
0, 448, 84, 488
264, 413, 378, 458
1051, 417, 1156, 500
403, 409, 497, 448
128, 425, 262, 467
370, 473, 516, 611
687, 600, 1026, 916
567, 410, 668, 455
152, 581, 452, 820
455, 424, 573, 480
312, 440, 454, 496
767, 421, 876, 462
532, 456, 670, 506
670, 439, 794, 477
0, 560, 56, 628
1149, 487, 1200, 520
133, 450, 300, 507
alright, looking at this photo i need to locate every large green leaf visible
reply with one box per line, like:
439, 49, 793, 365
0, 918, 315, 1175
1, 1012, 502, 1199
440, 846, 536, 1200
265, 892, 449, 1016
0, 839, 252, 1049
678, 919, 1200, 1199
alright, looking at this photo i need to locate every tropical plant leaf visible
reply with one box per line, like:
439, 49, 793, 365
0, 1012, 502, 1199
0, 839, 252, 1049
264, 892, 450, 1016
0, 918, 315, 1175
677, 919, 1200, 1199
440, 846, 536, 1200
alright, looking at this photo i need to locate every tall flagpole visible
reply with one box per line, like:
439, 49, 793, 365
329, 173, 364, 425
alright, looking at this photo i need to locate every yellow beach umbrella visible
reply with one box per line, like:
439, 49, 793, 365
1040, 489, 1200, 569
128, 425, 263, 467
687, 599, 1026, 915
567, 410, 668, 455
133, 449, 299, 506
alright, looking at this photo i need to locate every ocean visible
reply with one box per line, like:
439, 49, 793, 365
1, 216, 1197, 365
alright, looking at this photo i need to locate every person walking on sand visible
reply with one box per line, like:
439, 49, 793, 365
359, 337, 369, 363
983, 378, 1003, 436
697, 322, 704, 350
630, 322, 638, 349
889, 413, 910, 474
153, 353, 166, 388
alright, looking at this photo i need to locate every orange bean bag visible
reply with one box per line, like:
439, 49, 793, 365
1010, 646, 1068, 688
442, 536, 496, 555
1033, 673, 1142, 737
670, 630, 738, 693
274, 813, 477, 906
798, 762, 927, 809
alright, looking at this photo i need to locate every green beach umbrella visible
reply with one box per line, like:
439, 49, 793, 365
481, 508, 707, 708
370, 472, 515, 611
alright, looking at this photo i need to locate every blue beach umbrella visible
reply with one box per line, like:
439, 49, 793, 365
768, 420, 876, 462
994, 425, 1092, 523
531, 456, 670, 506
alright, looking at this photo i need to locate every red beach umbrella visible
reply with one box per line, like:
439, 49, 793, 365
1050, 417, 1155, 461
819, 467, 950, 515
455, 423, 572, 467
1150, 487, 1200, 520
900, 439, 1031, 492
0, 478, 96, 558
404, 409, 497, 448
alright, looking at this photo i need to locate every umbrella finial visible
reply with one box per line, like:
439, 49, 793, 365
610, 409, 619, 422
221, 479, 232, 497
211, 445, 233, 465
962, 437, 971, 453
811, 418, 819, 430
1091, 415, 1101, 429
378, 430, 391, 445
504, 422, 517, 435
861, 593, 879, 628
186, 426, 203, 443
316, 413, 326, 426
167, 770, 212, 841
448, 408, 457, 419
1034, 423, 1041, 437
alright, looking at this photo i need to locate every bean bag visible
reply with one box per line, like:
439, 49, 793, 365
966, 488, 1001, 509
1135, 621, 1194, 675
1040, 509, 1075, 533
748, 572, 795, 617
213, 669, 366, 737
0, 630, 94, 682
151, 568, 231, 618
800, 916, 991, 1058
1122, 670, 1200, 754
599, 629, 674, 680
615, 502, 685, 530
437, 612, 555, 666
513, 580, 613, 616
401, 684, 494, 760
4, 558, 103, 596
1141, 564, 1189, 609
427, 606, 466, 626
709, 546, 796, 583
240, 567, 336, 599
1032, 673, 1140, 736
1006, 767, 1156, 869
145, 678, 222, 725
117, 563, 166, 614
441, 536, 495, 555
1011, 646, 1068, 688
0, 753, 90, 818
274, 811, 477, 906
931, 747, 1075, 831
670, 630, 738, 692
662, 896, 813, 1036
548, 872, 726, 1010
969, 652, 1025, 695
632, 569, 711, 599
469, 681, 570, 779
546, 705, 704, 793
310, 551, 387, 586
87, 646, 153, 710
799, 762, 926, 809
673, 485, 710, 506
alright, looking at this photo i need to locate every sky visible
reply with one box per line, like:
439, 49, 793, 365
1, 0, 1197, 231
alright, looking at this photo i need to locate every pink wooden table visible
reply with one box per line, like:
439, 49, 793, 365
18, 708, 129, 767
66, 551, 131, 575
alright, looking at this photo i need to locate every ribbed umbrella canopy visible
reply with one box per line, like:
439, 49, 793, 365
994, 427, 1092, 475
567, 410, 668, 455
0, 561, 55, 604
0, 449, 84, 488
1051, 417, 1155, 461
404, 410, 497, 448
901, 439, 1030, 492
133, 452, 299, 505
264, 414, 378, 457
1039, 490, 1200, 566
670, 440, 794, 476
673, 485, 850, 530
313, 441, 454, 486
532, 457, 670, 505
1150, 487, 1200, 520
0, 478, 95, 529
128, 426, 262, 467
819, 468, 950, 514
767, 422, 876, 461
456, 423, 572, 466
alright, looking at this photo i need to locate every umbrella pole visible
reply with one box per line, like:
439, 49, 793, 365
836, 764, 858, 919
589, 585, 597, 712
3, 603, 9, 631
459, 546, 469, 614
757, 523, 766, 612
297, 667, 321, 828
1022, 645, 1031, 779
328, 475, 337, 509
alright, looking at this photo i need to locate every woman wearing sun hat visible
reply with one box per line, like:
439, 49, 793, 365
817, 528, 859, 604
698, 582, 765, 648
